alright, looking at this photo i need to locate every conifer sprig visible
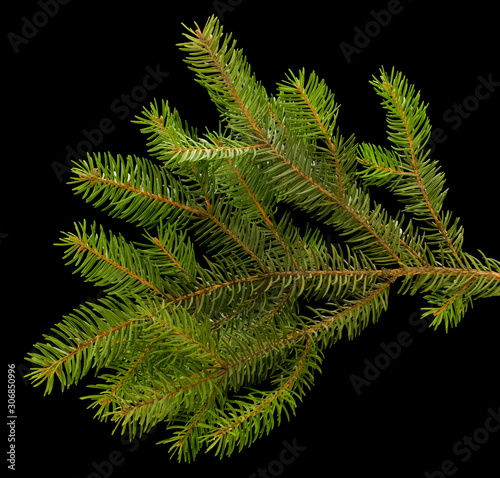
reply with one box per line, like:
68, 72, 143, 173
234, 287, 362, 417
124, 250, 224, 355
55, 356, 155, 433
26, 16, 499, 461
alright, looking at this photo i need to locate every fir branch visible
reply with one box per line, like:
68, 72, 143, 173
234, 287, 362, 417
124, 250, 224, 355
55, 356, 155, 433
178, 19, 269, 140
277, 69, 346, 197
368, 68, 464, 263
71, 152, 203, 225
136, 99, 267, 165
25, 297, 144, 394
204, 338, 319, 458
26, 15, 500, 463
58, 221, 172, 300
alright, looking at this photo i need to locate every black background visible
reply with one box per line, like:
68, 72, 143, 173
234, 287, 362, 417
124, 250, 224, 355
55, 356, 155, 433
4, 1, 499, 477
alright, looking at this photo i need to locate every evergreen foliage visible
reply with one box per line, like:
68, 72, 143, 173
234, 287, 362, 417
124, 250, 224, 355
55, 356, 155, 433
26, 16, 500, 461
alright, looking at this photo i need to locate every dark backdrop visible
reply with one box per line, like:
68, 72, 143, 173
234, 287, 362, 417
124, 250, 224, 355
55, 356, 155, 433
4, 1, 499, 477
